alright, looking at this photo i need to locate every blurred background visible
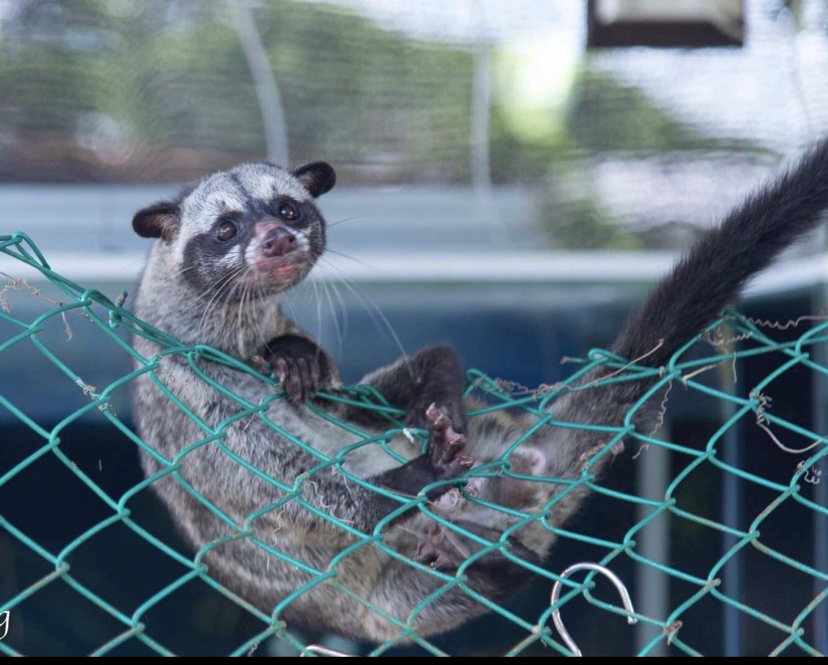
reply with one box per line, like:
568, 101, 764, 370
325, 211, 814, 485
1, 0, 828, 656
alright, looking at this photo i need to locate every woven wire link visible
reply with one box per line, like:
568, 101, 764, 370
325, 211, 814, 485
1, 231, 827, 656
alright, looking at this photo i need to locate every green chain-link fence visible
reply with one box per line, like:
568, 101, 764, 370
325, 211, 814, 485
1, 231, 827, 656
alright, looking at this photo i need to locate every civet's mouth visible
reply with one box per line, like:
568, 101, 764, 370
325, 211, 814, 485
255, 252, 308, 279
243, 221, 316, 292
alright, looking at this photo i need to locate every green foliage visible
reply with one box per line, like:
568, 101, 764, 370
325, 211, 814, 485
0, 0, 475, 182
257, 1, 474, 179
567, 67, 711, 153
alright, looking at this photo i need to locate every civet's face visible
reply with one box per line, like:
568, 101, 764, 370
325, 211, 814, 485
132, 161, 335, 299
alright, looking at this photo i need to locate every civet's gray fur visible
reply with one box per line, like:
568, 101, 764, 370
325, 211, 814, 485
131, 139, 828, 641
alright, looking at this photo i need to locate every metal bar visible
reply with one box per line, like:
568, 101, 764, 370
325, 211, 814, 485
811, 262, 828, 653
635, 424, 671, 656
722, 343, 743, 656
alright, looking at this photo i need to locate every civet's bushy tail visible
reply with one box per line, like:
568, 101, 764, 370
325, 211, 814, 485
614, 138, 828, 367
528, 138, 828, 542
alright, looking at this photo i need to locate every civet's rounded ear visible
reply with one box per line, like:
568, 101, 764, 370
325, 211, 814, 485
132, 201, 180, 241
293, 161, 336, 198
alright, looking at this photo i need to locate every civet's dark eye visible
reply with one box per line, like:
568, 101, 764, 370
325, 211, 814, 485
278, 202, 299, 221
216, 220, 238, 241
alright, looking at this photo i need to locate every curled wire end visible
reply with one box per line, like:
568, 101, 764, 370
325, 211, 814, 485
303, 645, 354, 657
549, 563, 637, 657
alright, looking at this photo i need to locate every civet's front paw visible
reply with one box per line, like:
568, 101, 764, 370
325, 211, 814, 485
260, 335, 332, 403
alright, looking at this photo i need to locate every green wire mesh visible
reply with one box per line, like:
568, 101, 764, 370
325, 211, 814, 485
1, 230, 827, 656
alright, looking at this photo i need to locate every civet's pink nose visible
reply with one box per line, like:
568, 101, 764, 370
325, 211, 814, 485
261, 226, 297, 258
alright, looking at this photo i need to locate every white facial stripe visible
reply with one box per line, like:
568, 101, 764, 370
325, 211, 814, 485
294, 230, 310, 251
217, 244, 243, 268
235, 165, 311, 203
205, 190, 246, 215
188, 191, 246, 234
247, 173, 279, 201
244, 239, 258, 267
